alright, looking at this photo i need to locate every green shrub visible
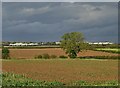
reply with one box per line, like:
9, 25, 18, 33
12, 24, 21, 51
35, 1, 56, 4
2, 47, 10, 59
35, 55, 42, 59
34, 56, 37, 59
50, 55, 57, 58
42, 54, 50, 59
37, 55, 42, 58
59, 55, 67, 58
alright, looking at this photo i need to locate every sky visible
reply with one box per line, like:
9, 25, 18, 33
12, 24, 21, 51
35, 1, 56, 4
2, 0, 119, 2
2, 2, 118, 43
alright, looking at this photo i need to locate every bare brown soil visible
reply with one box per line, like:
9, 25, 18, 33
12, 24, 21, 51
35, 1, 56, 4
2, 60, 118, 83
9, 48, 118, 59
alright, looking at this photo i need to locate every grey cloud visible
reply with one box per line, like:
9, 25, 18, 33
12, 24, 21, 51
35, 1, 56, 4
2, 2, 118, 43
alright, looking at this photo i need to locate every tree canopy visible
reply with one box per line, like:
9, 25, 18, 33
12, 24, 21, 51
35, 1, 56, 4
60, 32, 84, 58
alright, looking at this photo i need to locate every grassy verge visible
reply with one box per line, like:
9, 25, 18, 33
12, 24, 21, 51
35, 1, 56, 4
1, 73, 118, 87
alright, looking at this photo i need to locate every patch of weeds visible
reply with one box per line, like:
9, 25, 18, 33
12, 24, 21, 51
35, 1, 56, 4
69, 80, 118, 86
2, 73, 64, 87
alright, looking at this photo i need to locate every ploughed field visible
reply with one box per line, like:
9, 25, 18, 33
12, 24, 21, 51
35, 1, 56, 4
9, 48, 118, 59
2, 59, 118, 84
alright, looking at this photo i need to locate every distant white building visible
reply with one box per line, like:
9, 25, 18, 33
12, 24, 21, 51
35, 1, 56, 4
87, 41, 113, 45
55, 41, 61, 45
9, 43, 38, 46
27, 43, 38, 46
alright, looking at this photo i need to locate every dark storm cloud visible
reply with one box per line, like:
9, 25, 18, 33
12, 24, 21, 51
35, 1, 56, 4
2, 2, 118, 43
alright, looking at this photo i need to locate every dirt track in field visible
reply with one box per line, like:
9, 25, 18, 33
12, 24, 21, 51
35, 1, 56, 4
2, 60, 118, 83
9, 48, 118, 59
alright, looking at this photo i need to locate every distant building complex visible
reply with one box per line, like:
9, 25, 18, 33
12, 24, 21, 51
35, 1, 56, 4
86, 41, 113, 45
9, 43, 38, 46
2, 41, 114, 46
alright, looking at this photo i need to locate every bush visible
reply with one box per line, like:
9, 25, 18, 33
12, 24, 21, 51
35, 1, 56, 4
59, 55, 68, 59
35, 55, 42, 59
42, 54, 50, 59
50, 55, 57, 58
2, 47, 10, 59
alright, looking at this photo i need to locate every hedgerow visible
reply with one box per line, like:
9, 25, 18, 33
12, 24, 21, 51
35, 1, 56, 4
79, 56, 119, 60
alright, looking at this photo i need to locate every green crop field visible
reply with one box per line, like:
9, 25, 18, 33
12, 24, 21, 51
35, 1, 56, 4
95, 48, 120, 54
